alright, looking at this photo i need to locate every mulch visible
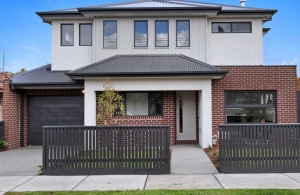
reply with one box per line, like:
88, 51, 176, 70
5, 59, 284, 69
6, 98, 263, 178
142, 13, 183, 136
204, 146, 220, 172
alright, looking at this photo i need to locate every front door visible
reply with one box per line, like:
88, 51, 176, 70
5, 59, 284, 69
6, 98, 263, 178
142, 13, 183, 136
176, 91, 196, 141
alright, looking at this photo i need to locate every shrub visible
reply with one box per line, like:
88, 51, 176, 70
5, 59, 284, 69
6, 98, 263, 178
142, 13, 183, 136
0, 138, 8, 151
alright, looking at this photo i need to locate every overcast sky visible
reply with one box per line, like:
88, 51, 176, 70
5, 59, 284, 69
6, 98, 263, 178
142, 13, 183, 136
0, 0, 299, 75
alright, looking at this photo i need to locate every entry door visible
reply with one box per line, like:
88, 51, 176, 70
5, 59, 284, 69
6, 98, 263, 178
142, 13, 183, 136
176, 91, 196, 140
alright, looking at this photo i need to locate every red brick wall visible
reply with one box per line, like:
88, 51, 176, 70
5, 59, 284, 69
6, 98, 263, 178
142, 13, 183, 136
3, 80, 21, 149
106, 91, 177, 145
3, 87, 83, 148
212, 66, 298, 139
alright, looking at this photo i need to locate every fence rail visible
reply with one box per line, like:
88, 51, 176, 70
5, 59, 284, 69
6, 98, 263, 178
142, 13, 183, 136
219, 124, 300, 173
0, 121, 4, 139
43, 126, 170, 175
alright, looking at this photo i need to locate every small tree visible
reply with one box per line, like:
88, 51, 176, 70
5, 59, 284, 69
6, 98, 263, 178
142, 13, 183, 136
96, 77, 125, 125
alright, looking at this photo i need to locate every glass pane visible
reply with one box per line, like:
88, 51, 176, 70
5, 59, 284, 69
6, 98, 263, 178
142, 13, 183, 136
226, 92, 274, 105
212, 23, 231, 33
149, 93, 162, 115
232, 22, 251, 33
155, 21, 169, 47
126, 93, 148, 116
61, 24, 74, 46
80, 24, 92, 46
134, 21, 148, 47
226, 108, 276, 123
177, 21, 190, 47
104, 21, 117, 48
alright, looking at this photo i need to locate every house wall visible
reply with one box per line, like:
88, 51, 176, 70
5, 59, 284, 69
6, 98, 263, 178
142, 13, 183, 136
207, 18, 263, 65
52, 19, 94, 71
212, 66, 298, 144
84, 77, 213, 147
96, 91, 177, 145
51, 16, 263, 71
3, 80, 21, 149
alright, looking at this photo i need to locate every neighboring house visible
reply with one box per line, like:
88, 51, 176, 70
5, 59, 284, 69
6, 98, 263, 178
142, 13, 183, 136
0, 72, 11, 121
3, 0, 297, 149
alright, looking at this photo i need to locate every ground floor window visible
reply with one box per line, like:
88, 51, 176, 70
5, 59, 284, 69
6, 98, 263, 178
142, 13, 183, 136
120, 92, 162, 116
225, 91, 276, 123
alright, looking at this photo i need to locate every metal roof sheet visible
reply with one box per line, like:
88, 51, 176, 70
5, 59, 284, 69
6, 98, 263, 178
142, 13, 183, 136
11, 64, 75, 84
68, 54, 227, 76
45, 0, 271, 13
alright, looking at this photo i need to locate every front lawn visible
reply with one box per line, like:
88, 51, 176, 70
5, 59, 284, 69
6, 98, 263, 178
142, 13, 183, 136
6, 189, 300, 195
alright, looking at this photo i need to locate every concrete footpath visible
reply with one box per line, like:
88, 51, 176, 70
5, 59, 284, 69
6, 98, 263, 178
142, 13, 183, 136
1, 173, 300, 193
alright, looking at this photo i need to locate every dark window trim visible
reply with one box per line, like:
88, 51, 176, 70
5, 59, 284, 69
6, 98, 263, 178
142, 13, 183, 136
103, 20, 117, 48
212, 22, 252, 33
176, 20, 190, 47
155, 20, 169, 47
79, 23, 92, 46
119, 92, 163, 116
225, 90, 277, 124
134, 20, 148, 47
61, 23, 74, 46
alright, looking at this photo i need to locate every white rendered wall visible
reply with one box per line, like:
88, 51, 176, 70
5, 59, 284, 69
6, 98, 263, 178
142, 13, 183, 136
207, 18, 263, 65
84, 77, 213, 147
52, 20, 94, 70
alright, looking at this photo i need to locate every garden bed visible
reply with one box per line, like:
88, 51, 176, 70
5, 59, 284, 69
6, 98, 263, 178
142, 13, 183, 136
204, 146, 220, 172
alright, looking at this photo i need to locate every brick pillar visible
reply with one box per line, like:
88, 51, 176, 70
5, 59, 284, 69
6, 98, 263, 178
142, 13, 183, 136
3, 80, 21, 149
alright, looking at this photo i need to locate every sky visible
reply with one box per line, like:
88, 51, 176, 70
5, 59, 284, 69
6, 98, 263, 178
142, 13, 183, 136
0, 0, 299, 75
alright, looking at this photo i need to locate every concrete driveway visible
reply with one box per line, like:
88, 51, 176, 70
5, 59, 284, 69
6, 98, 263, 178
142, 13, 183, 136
0, 146, 42, 176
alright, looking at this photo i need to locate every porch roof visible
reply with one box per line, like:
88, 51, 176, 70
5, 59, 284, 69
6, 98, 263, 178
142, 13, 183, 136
10, 64, 83, 89
67, 54, 228, 78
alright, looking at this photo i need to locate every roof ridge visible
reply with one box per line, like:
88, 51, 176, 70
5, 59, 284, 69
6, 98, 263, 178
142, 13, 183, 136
179, 54, 221, 71
153, 0, 200, 7
69, 55, 120, 73
14, 64, 51, 77
87, 0, 151, 8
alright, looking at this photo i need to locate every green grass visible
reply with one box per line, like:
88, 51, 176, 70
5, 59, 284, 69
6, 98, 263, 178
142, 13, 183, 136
6, 189, 300, 195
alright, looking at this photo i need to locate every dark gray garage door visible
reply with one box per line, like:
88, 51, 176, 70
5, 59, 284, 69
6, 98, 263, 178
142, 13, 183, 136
28, 96, 84, 145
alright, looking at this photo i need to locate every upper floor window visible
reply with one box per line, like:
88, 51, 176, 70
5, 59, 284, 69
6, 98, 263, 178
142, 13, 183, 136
134, 21, 148, 47
176, 20, 190, 47
212, 22, 252, 33
155, 20, 169, 47
61, 24, 74, 46
79, 24, 92, 46
225, 91, 276, 123
103, 20, 117, 48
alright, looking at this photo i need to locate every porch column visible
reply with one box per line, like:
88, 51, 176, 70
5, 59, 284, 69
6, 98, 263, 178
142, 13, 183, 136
84, 81, 96, 126
199, 79, 212, 148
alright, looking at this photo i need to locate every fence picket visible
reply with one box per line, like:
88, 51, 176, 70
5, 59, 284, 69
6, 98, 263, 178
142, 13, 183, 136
219, 124, 300, 173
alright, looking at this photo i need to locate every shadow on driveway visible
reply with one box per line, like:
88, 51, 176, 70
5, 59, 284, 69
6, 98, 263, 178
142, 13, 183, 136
0, 146, 42, 176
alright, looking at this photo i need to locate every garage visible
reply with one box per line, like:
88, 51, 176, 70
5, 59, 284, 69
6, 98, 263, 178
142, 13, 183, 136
28, 96, 84, 145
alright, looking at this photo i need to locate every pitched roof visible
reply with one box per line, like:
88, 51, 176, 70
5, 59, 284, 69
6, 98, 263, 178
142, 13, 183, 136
67, 54, 228, 77
10, 64, 78, 85
38, 0, 276, 13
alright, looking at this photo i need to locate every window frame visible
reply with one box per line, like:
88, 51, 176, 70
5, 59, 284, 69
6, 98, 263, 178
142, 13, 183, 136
103, 20, 117, 48
155, 20, 169, 47
119, 92, 163, 116
225, 91, 277, 124
79, 23, 92, 46
176, 20, 190, 47
212, 22, 252, 33
61, 23, 74, 46
134, 20, 148, 47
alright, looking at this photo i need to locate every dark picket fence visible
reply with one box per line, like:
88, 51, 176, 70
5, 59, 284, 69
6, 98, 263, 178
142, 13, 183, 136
43, 126, 170, 175
219, 124, 300, 173
0, 121, 4, 139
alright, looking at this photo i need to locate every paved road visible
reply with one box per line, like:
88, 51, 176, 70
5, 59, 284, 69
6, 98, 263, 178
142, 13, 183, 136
0, 147, 42, 176
1, 173, 300, 193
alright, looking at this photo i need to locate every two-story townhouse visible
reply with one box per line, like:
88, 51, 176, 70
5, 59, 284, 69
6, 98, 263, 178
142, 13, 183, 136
3, 0, 297, 149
